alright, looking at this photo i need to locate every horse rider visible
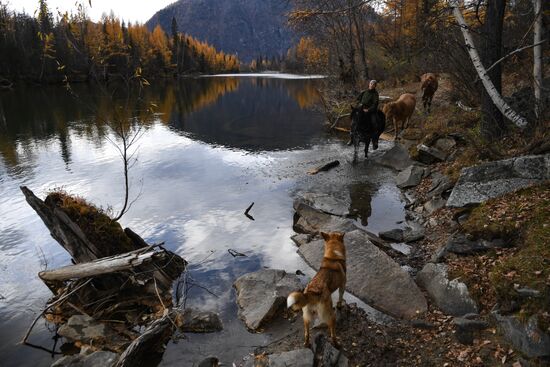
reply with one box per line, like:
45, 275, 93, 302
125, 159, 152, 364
348, 80, 379, 145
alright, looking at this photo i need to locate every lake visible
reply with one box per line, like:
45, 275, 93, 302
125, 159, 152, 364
0, 75, 406, 366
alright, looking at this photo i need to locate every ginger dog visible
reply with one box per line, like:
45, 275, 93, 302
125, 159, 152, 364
287, 231, 346, 347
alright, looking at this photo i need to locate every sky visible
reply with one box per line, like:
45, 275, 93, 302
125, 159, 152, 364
6, 0, 176, 23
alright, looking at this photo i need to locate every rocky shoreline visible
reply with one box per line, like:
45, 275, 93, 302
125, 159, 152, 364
232, 136, 550, 366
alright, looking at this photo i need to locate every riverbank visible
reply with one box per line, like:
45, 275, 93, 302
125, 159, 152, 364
231, 78, 549, 366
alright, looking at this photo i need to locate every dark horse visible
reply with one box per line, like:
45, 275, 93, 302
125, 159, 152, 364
350, 106, 386, 159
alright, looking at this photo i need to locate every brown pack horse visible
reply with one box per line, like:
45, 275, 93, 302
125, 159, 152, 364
382, 93, 416, 139
420, 73, 438, 113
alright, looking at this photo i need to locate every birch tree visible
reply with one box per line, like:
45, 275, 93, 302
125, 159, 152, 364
532, 0, 542, 122
449, 0, 528, 129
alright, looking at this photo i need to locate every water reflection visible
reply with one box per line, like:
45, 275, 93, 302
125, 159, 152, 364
348, 181, 375, 226
0, 77, 321, 171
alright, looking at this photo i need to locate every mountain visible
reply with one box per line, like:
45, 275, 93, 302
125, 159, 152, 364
146, 0, 295, 62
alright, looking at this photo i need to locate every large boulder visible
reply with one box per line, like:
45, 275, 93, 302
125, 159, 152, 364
396, 165, 427, 189
376, 144, 413, 171
234, 269, 302, 330
447, 154, 550, 207
298, 230, 427, 319
493, 313, 550, 358
379, 224, 424, 243
297, 192, 349, 217
293, 200, 356, 235
416, 144, 447, 164
416, 263, 478, 316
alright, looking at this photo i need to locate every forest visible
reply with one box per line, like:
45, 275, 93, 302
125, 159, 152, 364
283, 0, 548, 142
0, 0, 239, 84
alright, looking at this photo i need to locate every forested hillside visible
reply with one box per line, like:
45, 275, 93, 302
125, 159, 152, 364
0, 0, 239, 84
147, 0, 294, 62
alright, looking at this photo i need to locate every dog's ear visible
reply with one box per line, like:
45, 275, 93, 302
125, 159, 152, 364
320, 231, 330, 241
335, 232, 345, 241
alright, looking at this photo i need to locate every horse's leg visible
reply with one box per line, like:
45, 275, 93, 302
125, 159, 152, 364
364, 136, 371, 157
373, 133, 379, 150
394, 118, 398, 140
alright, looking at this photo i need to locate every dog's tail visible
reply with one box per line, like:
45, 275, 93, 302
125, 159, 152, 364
287, 291, 308, 311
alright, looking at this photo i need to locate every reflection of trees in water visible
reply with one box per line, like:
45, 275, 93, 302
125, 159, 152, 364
154, 77, 240, 126
284, 80, 320, 109
0, 77, 320, 169
348, 182, 375, 226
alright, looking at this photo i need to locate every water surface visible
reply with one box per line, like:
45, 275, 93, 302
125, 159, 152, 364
0, 76, 405, 366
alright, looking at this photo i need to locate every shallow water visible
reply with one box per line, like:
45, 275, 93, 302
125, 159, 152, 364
0, 76, 406, 366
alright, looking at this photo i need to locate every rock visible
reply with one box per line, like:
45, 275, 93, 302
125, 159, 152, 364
416, 263, 478, 316
453, 317, 489, 331
493, 313, 550, 358
428, 218, 438, 227
234, 269, 302, 330
390, 243, 412, 256
291, 233, 312, 247
298, 229, 427, 319
426, 173, 454, 199
293, 200, 356, 235
402, 224, 425, 243
378, 228, 403, 242
437, 233, 508, 259
396, 165, 427, 189
313, 334, 348, 367
179, 308, 222, 333
514, 287, 541, 298
434, 137, 456, 153
411, 319, 435, 329
58, 315, 131, 351
52, 351, 119, 367
416, 144, 447, 164
297, 192, 349, 217
424, 197, 446, 214
401, 265, 416, 275
197, 357, 220, 367
269, 349, 314, 367
447, 154, 550, 208
376, 144, 413, 171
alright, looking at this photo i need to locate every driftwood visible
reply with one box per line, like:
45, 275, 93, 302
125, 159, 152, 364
38, 247, 166, 282
21, 186, 187, 360
115, 310, 180, 367
307, 160, 340, 175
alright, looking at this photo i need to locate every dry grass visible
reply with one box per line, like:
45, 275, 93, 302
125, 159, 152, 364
45, 190, 135, 256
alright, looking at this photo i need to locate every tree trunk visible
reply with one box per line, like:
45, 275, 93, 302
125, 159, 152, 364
532, 0, 542, 122
480, 0, 506, 138
449, 1, 528, 129
115, 310, 180, 367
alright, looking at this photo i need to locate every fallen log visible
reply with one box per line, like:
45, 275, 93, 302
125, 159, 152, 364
307, 160, 340, 175
38, 247, 165, 282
